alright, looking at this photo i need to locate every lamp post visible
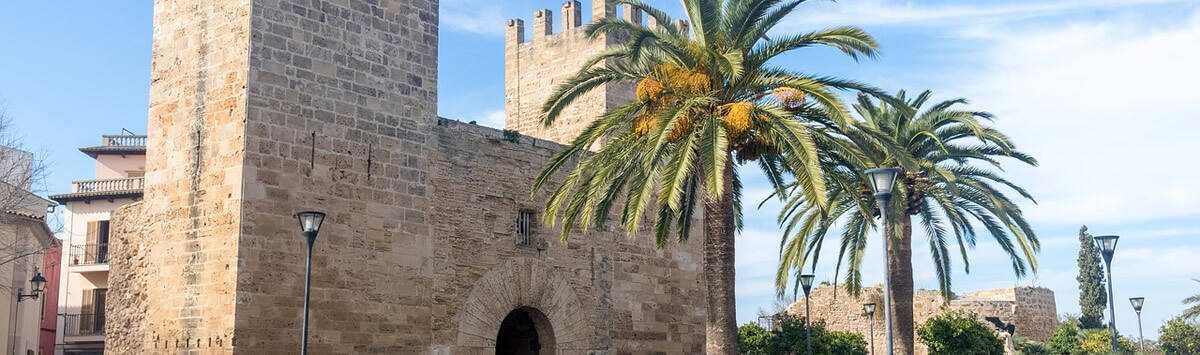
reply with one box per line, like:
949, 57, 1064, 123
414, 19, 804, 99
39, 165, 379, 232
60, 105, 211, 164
16, 271, 46, 302
863, 303, 877, 355
296, 211, 326, 355
800, 274, 815, 355
1129, 297, 1145, 352
864, 167, 900, 355
13, 271, 46, 355
1094, 234, 1119, 353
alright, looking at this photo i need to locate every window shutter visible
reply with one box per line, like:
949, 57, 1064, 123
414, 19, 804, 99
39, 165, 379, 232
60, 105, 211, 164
81, 288, 95, 334
86, 221, 99, 245
81, 289, 95, 314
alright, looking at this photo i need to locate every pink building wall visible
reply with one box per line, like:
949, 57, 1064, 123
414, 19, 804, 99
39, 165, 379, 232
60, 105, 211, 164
39, 242, 60, 355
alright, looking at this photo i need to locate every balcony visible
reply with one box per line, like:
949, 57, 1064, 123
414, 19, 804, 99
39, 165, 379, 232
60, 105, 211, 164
50, 177, 144, 203
72, 177, 144, 193
79, 134, 147, 158
101, 134, 147, 147
71, 243, 109, 266
63, 313, 105, 337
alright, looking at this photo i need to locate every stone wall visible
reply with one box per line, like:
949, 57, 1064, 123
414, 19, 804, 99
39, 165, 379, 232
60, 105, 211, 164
786, 286, 1057, 355
232, 0, 439, 352
503, 0, 636, 145
107, 0, 709, 353
103, 0, 254, 352
430, 119, 705, 353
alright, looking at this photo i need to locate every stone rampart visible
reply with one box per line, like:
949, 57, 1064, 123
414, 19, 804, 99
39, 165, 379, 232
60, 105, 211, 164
786, 286, 1057, 355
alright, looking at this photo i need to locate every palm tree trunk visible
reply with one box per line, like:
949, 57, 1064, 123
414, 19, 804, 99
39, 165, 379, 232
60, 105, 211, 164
703, 164, 738, 354
886, 214, 915, 354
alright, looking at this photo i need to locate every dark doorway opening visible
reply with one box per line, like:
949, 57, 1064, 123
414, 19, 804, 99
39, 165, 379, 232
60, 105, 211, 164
496, 307, 554, 355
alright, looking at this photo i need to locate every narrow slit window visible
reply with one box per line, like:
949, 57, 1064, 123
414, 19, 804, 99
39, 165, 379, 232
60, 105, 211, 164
516, 210, 535, 246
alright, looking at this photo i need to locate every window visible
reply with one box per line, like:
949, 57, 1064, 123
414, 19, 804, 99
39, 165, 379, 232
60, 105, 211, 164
79, 288, 107, 335
83, 220, 111, 264
516, 210, 535, 246
126, 170, 145, 177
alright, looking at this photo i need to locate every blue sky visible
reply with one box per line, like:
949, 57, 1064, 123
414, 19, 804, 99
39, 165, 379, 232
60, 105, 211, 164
3, 0, 1198, 339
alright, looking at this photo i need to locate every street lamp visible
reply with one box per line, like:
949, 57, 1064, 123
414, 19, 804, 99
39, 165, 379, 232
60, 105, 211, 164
1094, 234, 1119, 353
863, 303, 877, 355
296, 211, 326, 355
16, 271, 46, 302
12, 271, 47, 355
800, 274, 815, 355
1129, 297, 1145, 352
864, 167, 900, 355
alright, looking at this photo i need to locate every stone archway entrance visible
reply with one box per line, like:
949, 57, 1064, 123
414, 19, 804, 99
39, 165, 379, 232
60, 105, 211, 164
454, 258, 589, 352
495, 307, 555, 355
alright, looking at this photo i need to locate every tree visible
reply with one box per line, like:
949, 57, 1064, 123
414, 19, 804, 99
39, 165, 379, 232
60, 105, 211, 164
534, 1, 880, 352
1078, 328, 1136, 354
737, 323, 771, 354
775, 91, 1040, 353
1183, 279, 1200, 320
1046, 320, 1082, 354
1076, 225, 1106, 329
1158, 317, 1200, 354
0, 100, 52, 276
738, 315, 869, 354
916, 311, 1004, 355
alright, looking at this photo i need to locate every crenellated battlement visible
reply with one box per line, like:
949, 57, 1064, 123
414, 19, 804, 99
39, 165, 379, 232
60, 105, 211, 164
505, 0, 626, 46
504, 0, 680, 145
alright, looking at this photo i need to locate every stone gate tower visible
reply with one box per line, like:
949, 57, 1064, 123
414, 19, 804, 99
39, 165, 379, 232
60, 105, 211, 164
106, 0, 440, 352
105, 0, 707, 353
503, 0, 639, 144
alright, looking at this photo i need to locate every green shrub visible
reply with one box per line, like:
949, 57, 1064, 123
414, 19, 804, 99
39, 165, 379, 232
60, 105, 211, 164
1159, 317, 1200, 355
771, 315, 868, 355
1014, 335, 1050, 355
738, 323, 771, 355
736, 314, 868, 355
917, 310, 1004, 355
823, 330, 870, 354
1046, 321, 1082, 354
1078, 329, 1136, 354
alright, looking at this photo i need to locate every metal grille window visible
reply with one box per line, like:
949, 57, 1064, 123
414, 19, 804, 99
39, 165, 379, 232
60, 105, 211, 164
516, 210, 535, 246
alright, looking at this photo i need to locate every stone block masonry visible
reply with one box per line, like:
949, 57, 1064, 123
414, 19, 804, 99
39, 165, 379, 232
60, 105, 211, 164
104, 0, 253, 352
504, 0, 639, 145
105, 0, 709, 353
786, 286, 1057, 355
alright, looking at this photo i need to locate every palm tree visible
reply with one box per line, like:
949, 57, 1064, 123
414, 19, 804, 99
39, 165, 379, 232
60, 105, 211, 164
533, 0, 881, 352
1184, 279, 1200, 320
775, 90, 1040, 354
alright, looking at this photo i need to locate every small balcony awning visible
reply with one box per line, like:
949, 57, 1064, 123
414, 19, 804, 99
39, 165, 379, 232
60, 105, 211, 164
78, 134, 146, 158
49, 177, 144, 204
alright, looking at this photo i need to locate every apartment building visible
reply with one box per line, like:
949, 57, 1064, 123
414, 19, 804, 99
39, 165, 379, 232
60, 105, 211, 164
48, 133, 145, 354
0, 146, 57, 355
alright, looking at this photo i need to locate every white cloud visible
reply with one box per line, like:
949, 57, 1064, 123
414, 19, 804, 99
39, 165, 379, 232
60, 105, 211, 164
475, 109, 506, 129
781, 0, 1191, 29
738, 3, 1200, 331
442, 0, 506, 36
952, 9, 1200, 226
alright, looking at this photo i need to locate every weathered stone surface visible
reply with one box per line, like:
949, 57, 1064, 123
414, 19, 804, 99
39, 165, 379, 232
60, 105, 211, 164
503, 0, 636, 145
786, 286, 1057, 355
106, 0, 707, 354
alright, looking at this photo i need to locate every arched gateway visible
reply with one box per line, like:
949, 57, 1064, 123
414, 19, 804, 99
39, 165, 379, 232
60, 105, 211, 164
496, 307, 555, 354
455, 258, 588, 353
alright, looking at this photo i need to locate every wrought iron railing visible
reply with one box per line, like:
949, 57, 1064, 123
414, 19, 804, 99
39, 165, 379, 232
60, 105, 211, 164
101, 134, 147, 147
63, 313, 105, 336
71, 177, 144, 193
71, 243, 109, 266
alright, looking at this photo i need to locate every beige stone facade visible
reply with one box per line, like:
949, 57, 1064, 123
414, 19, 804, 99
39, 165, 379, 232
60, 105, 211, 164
105, 0, 707, 354
786, 286, 1057, 355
